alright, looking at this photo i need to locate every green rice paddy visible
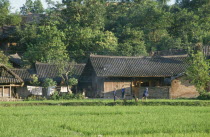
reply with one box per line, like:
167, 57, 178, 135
0, 105, 210, 137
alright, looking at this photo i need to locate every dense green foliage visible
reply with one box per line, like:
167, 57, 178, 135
0, 106, 209, 136
0, 50, 11, 67
0, 0, 21, 26
5, 0, 208, 63
50, 92, 85, 100
42, 78, 56, 88
22, 25, 69, 64
197, 92, 210, 100
20, 0, 44, 15
186, 51, 210, 94
29, 74, 40, 86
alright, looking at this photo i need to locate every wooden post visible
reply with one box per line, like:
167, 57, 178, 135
9, 85, 11, 98
2, 86, 4, 97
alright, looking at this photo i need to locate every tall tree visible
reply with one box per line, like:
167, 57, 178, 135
156, 0, 170, 5
20, 0, 44, 15
186, 50, 210, 94
169, 8, 199, 47
23, 25, 69, 64
0, 0, 21, 26
65, 26, 118, 62
62, 0, 106, 30
20, 0, 33, 15
176, 0, 210, 12
0, 0, 9, 26
33, 0, 44, 14
116, 27, 147, 56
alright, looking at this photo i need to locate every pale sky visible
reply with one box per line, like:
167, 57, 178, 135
10, 0, 62, 13
9, 0, 176, 13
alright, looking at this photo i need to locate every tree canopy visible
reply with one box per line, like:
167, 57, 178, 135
2, 0, 209, 64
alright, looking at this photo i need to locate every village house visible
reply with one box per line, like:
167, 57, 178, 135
0, 61, 85, 99
16, 62, 84, 98
79, 54, 199, 99
0, 53, 202, 100
0, 64, 24, 99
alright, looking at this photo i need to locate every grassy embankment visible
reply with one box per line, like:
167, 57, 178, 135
0, 106, 209, 137
0, 99, 210, 106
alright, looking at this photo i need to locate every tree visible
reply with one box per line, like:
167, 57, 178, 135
169, 8, 199, 47
116, 27, 147, 56
0, 0, 21, 26
176, 0, 210, 12
30, 74, 40, 86
12, 24, 38, 54
33, 0, 44, 14
54, 60, 77, 93
65, 26, 118, 62
20, 0, 33, 15
62, 0, 106, 30
0, 50, 12, 68
43, 78, 56, 88
0, 0, 9, 26
68, 77, 78, 93
23, 25, 69, 65
186, 51, 210, 94
156, 0, 170, 5
20, 0, 44, 15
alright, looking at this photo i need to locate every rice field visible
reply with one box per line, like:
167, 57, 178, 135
0, 106, 210, 137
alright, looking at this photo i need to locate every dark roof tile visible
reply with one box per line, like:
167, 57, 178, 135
11, 69, 35, 82
35, 63, 85, 82
0, 64, 24, 84
90, 55, 189, 77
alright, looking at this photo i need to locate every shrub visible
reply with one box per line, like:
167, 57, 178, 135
43, 78, 56, 88
24, 95, 46, 101
74, 93, 85, 99
50, 91, 60, 100
60, 93, 75, 100
197, 92, 210, 100
50, 92, 85, 100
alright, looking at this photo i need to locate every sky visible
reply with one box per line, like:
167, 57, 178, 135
9, 0, 176, 13
10, 0, 62, 13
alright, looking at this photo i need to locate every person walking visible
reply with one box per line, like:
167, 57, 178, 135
142, 87, 149, 101
121, 85, 125, 99
113, 87, 117, 102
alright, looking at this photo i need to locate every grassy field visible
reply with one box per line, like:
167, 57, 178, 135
0, 105, 210, 137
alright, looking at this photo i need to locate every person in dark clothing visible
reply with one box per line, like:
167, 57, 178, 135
142, 87, 149, 101
113, 87, 117, 102
121, 85, 125, 99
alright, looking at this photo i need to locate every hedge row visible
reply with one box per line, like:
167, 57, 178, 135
1, 100, 210, 107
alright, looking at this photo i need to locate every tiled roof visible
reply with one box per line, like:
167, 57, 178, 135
35, 62, 85, 82
89, 55, 189, 77
11, 69, 35, 82
0, 64, 24, 84
9, 53, 23, 66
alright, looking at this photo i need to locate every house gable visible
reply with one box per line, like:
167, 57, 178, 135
0, 64, 23, 85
